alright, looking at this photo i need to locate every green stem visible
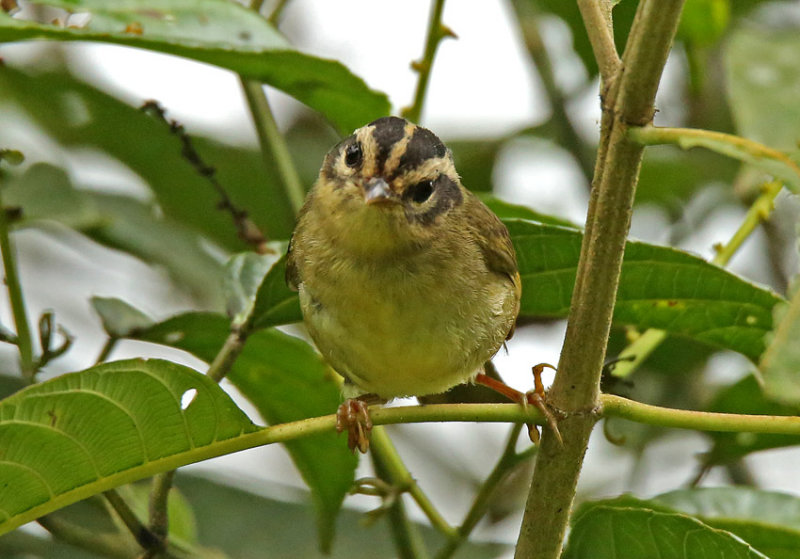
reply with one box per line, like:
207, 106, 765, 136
103, 489, 163, 552
514, 2, 686, 558
602, 394, 800, 433
435, 425, 530, 559
611, 179, 783, 378
371, 426, 456, 539
267, 0, 291, 24
0, 189, 35, 378
95, 337, 118, 365
713, 179, 783, 266
576, 0, 620, 81
402, 0, 451, 123
149, 470, 176, 539
38, 515, 136, 558
206, 330, 248, 383
371, 430, 430, 559
239, 78, 305, 214
629, 126, 800, 188
13, 399, 800, 537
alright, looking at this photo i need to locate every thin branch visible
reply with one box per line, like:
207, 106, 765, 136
149, 470, 175, 539
402, 0, 454, 123
576, 0, 621, 82
140, 100, 270, 253
371, 429, 431, 559
267, 0, 291, 24
206, 329, 249, 383
370, 426, 456, 540
0, 183, 35, 378
629, 125, 800, 188
38, 515, 136, 559
514, 2, 686, 558
601, 395, 800, 433
17, 397, 800, 536
435, 424, 530, 559
239, 79, 306, 214
95, 338, 118, 365
103, 489, 164, 552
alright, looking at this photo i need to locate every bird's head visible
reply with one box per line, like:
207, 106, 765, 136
313, 116, 465, 255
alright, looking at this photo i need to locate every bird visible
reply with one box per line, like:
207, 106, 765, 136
286, 116, 551, 452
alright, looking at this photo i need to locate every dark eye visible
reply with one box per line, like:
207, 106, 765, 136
409, 180, 434, 204
345, 143, 362, 167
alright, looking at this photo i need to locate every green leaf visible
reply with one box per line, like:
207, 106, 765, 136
759, 280, 800, 404
0, 66, 296, 246
4, 163, 226, 306
0, 1, 389, 133
509, 219, 783, 362
0, 358, 258, 537
249, 253, 303, 329
564, 497, 769, 559
222, 248, 301, 332
133, 312, 356, 553
726, 26, 800, 153
91, 296, 155, 338
479, 195, 577, 227
223, 250, 282, 328
655, 487, 800, 559
705, 374, 800, 464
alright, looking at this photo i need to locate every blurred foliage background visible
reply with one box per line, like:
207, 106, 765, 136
1, 0, 800, 558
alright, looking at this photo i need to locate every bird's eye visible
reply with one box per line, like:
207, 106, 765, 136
345, 143, 362, 168
410, 180, 434, 204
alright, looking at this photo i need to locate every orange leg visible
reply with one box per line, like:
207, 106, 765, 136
476, 363, 562, 444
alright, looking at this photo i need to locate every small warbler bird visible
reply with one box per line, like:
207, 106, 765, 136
287, 116, 531, 452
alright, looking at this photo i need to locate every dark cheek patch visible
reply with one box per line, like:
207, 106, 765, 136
395, 127, 447, 176
406, 175, 463, 226
370, 116, 407, 173
321, 136, 352, 183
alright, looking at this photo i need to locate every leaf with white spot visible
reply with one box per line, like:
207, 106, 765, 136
0, 359, 257, 537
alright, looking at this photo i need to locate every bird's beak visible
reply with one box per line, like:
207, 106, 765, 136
363, 177, 396, 205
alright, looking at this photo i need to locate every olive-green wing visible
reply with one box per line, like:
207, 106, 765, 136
464, 193, 521, 339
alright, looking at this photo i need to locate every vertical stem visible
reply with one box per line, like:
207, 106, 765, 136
267, 0, 291, 23
371, 428, 430, 559
514, 2, 686, 557
402, 0, 450, 124
149, 470, 176, 539
240, 79, 306, 213
0, 189, 35, 377
371, 426, 455, 538
576, 0, 621, 82
104, 489, 163, 551
435, 424, 529, 559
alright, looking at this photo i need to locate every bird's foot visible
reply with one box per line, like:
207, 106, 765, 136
475, 363, 562, 445
336, 398, 374, 454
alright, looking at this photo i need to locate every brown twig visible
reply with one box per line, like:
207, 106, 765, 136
140, 100, 270, 253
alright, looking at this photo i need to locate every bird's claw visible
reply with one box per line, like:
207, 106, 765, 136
336, 398, 373, 453
525, 363, 562, 445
